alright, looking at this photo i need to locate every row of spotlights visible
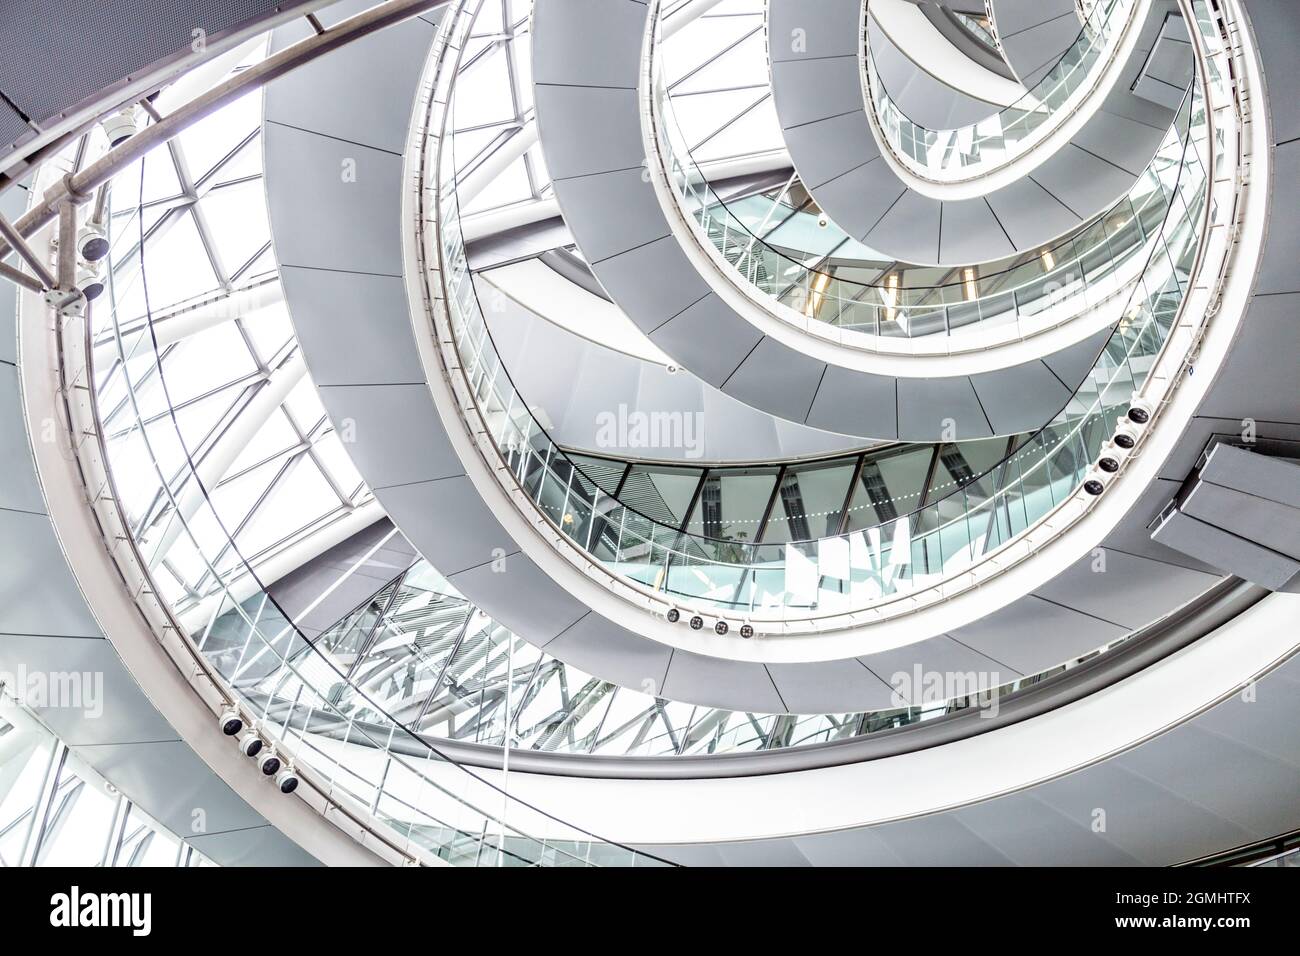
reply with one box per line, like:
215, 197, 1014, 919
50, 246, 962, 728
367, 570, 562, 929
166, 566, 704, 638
219, 710, 299, 793
665, 607, 754, 639
1084, 403, 1153, 497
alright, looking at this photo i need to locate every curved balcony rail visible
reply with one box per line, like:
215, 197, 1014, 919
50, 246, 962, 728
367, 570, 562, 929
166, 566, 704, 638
652, 3, 1184, 353
865, 0, 1138, 184
418, 2, 1219, 633
52, 97, 668, 871
266, 556, 1226, 761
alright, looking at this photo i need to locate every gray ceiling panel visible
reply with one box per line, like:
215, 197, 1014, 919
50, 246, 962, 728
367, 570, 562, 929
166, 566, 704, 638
970, 360, 1072, 434
1071, 108, 1175, 175
1198, 300, 1300, 424
1029, 759, 1255, 865
805, 363, 898, 439
1032, 547, 1220, 629
1099, 477, 1224, 574
1004, 14, 1086, 89
0, 0, 295, 128
1182, 482, 1300, 560
262, 122, 403, 276
0, 509, 102, 638
896, 375, 992, 440
555, 168, 670, 263
1030, 144, 1136, 220
315, 384, 463, 489
989, 0, 1077, 40
531, 0, 647, 88
984, 174, 1082, 249
450, 556, 590, 642
1199, 442, 1300, 509
1191, 681, 1300, 768
766, 659, 897, 714
279, 268, 426, 387
722, 337, 826, 425
717, 839, 813, 867
946, 594, 1128, 674
76, 740, 275, 844
1247, 0, 1300, 145
1251, 144, 1300, 295
859, 634, 1024, 694
782, 115, 884, 189
952, 792, 1147, 865
792, 827, 907, 866
0, 187, 23, 365
1042, 326, 1113, 387
189, 825, 321, 867
869, 812, 1017, 866
593, 236, 713, 331
1115, 724, 1300, 834
0, 102, 30, 154
0, 365, 46, 515
1152, 509, 1300, 589
660, 650, 787, 713
771, 57, 865, 128
262, 14, 434, 154
865, 191, 942, 264
375, 476, 517, 576
0, 635, 177, 747
768, 0, 860, 61
533, 86, 643, 179
648, 295, 764, 387
541, 613, 674, 692
938, 199, 1016, 263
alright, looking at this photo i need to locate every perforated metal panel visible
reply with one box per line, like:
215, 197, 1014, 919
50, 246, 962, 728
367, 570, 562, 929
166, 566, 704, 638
0, 0, 294, 133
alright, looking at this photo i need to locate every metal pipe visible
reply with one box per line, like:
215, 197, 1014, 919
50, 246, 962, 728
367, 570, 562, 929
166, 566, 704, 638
0, 0, 450, 263
0, 211, 57, 289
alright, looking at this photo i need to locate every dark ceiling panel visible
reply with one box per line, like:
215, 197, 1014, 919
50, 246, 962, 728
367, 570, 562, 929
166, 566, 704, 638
0, 1, 292, 128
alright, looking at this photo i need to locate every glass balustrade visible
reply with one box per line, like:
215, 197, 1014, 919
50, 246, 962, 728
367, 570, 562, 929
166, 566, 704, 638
271, 556, 1149, 759
422, 28, 1207, 625
866, 0, 1137, 181
651, 12, 1183, 347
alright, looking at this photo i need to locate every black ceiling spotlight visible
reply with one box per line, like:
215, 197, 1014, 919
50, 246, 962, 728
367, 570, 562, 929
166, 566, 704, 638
257, 751, 282, 777
739, 623, 755, 639
1098, 456, 1120, 473
275, 766, 300, 794
1127, 403, 1152, 424
1084, 478, 1106, 496
714, 620, 728, 635
666, 607, 680, 623
689, 615, 704, 630
1114, 431, 1136, 449
238, 731, 264, 758
99, 106, 139, 147
77, 223, 109, 262
218, 709, 243, 737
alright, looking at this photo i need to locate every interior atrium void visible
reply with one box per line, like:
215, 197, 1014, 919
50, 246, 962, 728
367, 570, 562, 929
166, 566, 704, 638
0, 0, 1297, 883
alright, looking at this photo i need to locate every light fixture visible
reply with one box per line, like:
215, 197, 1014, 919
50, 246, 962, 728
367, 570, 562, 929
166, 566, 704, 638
962, 267, 977, 301
805, 270, 831, 318
1041, 248, 1055, 271
883, 273, 899, 325
218, 709, 243, 737
714, 620, 729, 635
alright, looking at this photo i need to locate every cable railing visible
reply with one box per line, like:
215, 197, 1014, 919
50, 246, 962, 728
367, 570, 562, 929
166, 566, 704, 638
54, 78, 668, 871
418, 0, 1214, 631
654, 41, 1182, 350
865, 0, 1138, 183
